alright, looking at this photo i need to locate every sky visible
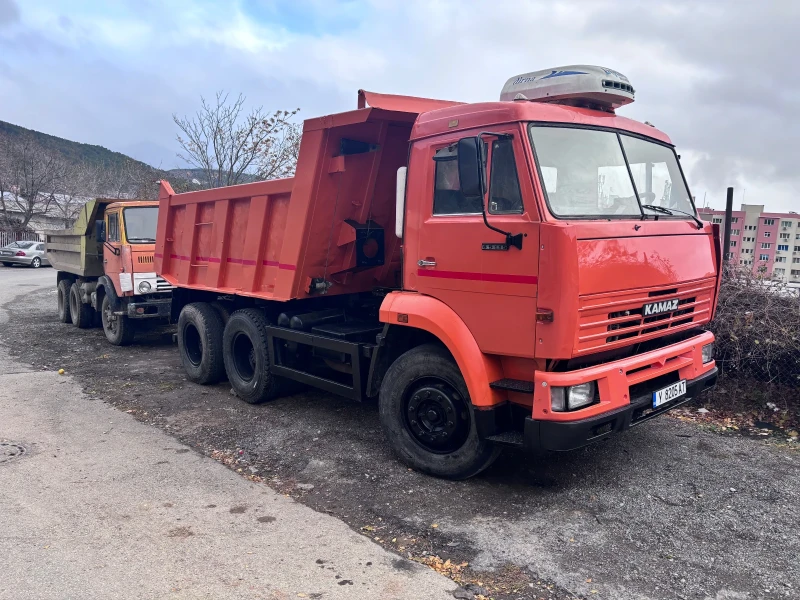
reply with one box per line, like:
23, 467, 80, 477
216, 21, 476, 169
0, 0, 797, 213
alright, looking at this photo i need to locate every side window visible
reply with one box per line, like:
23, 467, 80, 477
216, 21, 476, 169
432, 145, 483, 215
37, 244, 45, 251
108, 212, 120, 242
488, 139, 523, 214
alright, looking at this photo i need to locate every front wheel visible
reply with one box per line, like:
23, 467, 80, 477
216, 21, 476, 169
101, 295, 135, 346
379, 344, 500, 480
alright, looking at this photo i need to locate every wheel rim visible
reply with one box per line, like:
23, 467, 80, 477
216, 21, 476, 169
183, 323, 203, 366
404, 379, 470, 453
70, 290, 78, 317
231, 332, 256, 382
32, 258, 40, 268
58, 287, 65, 314
103, 300, 118, 335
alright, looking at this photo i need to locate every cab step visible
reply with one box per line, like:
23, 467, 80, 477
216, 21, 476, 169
485, 430, 525, 447
489, 378, 534, 394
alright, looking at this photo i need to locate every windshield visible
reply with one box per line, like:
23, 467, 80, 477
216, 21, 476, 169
619, 134, 695, 215
529, 125, 696, 219
123, 207, 158, 242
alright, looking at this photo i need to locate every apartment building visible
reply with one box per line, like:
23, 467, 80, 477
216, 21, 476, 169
698, 204, 800, 283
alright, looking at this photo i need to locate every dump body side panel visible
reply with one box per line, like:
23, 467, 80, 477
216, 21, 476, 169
156, 107, 413, 301
156, 178, 295, 299
45, 199, 113, 277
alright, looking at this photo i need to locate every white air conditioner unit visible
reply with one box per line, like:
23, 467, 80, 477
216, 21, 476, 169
499, 65, 634, 111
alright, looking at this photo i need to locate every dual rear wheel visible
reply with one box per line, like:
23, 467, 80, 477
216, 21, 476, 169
177, 304, 283, 403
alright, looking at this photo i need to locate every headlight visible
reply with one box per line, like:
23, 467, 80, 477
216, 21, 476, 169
550, 381, 597, 412
701, 342, 715, 364
138, 280, 152, 293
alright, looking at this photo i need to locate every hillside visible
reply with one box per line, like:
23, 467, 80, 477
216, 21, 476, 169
0, 120, 156, 172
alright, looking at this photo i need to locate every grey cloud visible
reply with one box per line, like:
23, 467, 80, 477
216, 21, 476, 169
0, 0, 19, 27
583, 1, 800, 207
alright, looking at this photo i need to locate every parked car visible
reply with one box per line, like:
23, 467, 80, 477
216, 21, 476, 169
0, 241, 49, 268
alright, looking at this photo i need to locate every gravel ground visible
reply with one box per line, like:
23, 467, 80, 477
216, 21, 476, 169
3, 270, 799, 600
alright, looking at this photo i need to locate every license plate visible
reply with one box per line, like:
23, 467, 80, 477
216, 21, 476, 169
653, 380, 687, 408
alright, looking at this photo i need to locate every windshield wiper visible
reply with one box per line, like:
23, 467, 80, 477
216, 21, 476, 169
641, 205, 704, 230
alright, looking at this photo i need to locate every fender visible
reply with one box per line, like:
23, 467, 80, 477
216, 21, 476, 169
97, 275, 121, 310
379, 291, 505, 408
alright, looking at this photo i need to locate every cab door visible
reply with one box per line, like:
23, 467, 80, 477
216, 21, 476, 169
404, 126, 540, 358
104, 210, 130, 296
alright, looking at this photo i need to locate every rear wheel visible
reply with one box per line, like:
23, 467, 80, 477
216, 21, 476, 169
101, 295, 135, 346
69, 283, 93, 329
1, 262, 12, 267
210, 301, 232, 325
223, 308, 284, 404
57, 280, 72, 324
177, 303, 226, 384
31, 257, 42, 268
379, 344, 500, 480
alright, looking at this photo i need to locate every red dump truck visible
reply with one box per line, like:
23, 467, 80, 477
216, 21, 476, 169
156, 66, 720, 479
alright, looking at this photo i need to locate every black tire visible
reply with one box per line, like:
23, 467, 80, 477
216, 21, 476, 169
57, 280, 72, 324
379, 344, 501, 480
69, 282, 94, 329
31, 257, 42, 268
210, 301, 233, 325
223, 308, 283, 404
2, 262, 12, 267
101, 295, 135, 346
177, 302, 226, 384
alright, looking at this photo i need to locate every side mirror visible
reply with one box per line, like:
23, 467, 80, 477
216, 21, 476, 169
457, 137, 485, 199
95, 220, 106, 243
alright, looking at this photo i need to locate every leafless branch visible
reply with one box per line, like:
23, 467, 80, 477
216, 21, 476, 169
173, 91, 300, 188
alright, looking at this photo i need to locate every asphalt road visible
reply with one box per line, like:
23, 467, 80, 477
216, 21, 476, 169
0, 267, 456, 600
2, 266, 799, 600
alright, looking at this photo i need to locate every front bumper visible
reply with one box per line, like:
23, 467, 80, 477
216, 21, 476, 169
126, 298, 171, 319
524, 366, 718, 451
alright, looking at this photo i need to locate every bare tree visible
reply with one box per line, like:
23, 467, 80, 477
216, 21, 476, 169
96, 158, 159, 200
0, 134, 67, 230
56, 162, 100, 227
256, 120, 302, 181
174, 91, 300, 189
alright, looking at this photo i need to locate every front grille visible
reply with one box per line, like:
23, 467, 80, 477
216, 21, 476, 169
138, 255, 154, 264
576, 278, 716, 355
156, 277, 173, 292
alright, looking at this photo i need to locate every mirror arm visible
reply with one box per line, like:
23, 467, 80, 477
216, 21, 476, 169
103, 241, 120, 256
476, 132, 522, 250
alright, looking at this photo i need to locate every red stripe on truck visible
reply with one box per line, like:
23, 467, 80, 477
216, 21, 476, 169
165, 253, 294, 270
417, 268, 538, 285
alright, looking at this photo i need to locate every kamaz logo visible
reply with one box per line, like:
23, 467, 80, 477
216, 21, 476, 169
643, 298, 679, 317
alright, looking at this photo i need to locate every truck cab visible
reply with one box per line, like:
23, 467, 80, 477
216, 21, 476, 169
389, 68, 719, 457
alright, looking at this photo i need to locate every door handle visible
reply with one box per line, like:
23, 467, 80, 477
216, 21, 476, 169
417, 259, 436, 267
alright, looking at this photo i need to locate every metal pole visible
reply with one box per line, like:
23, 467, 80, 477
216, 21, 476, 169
723, 186, 734, 262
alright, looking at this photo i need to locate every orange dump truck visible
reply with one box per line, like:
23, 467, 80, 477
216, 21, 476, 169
156, 66, 720, 479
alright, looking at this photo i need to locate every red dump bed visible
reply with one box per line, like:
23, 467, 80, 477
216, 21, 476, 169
155, 91, 459, 301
